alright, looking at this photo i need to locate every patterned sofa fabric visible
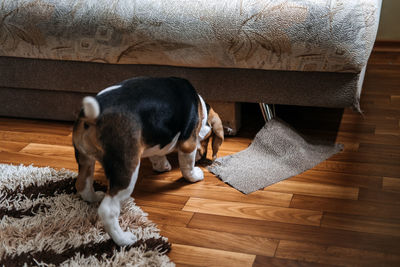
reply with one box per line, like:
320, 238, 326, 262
0, 0, 381, 73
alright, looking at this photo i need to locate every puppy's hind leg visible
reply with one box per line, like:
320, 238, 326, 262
98, 158, 140, 246
178, 139, 204, 183
74, 146, 104, 203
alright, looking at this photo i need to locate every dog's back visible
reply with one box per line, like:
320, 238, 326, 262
92, 77, 200, 147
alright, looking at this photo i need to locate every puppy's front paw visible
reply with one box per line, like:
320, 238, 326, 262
113, 231, 137, 247
184, 167, 204, 183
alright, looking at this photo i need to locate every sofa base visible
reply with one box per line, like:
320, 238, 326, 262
0, 87, 86, 121
0, 57, 361, 121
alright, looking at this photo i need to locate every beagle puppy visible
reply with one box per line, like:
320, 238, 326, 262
72, 77, 224, 246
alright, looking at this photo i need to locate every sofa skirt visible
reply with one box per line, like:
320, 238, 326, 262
0, 57, 361, 121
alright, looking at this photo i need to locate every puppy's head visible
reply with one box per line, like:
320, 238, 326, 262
196, 106, 224, 161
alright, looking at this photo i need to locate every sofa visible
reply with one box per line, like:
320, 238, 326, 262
0, 0, 382, 127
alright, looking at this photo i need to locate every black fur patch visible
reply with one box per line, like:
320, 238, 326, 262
205, 103, 211, 115
96, 77, 199, 148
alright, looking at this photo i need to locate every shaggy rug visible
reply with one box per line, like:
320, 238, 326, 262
0, 164, 173, 266
209, 119, 343, 194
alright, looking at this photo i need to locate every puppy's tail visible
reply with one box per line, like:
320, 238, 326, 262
82, 96, 100, 120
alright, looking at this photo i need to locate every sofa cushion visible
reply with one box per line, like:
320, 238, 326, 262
0, 0, 381, 73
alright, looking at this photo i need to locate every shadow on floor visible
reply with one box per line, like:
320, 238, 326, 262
238, 103, 344, 144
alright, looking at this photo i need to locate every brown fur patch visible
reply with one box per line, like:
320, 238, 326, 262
178, 97, 203, 154
208, 108, 224, 160
95, 112, 143, 196
73, 111, 146, 196
73, 117, 103, 194
73, 118, 104, 161
196, 106, 224, 160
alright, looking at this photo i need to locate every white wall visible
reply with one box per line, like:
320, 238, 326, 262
377, 0, 400, 41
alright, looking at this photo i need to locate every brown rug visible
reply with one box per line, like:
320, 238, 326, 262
209, 119, 343, 194
0, 164, 174, 266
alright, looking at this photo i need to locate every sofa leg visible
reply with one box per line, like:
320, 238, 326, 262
259, 103, 275, 122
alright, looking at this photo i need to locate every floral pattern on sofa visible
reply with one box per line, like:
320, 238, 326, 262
0, 0, 381, 73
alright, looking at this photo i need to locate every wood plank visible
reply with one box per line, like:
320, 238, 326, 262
159, 225, 278, 257
137, 173, 229, 192
369, 55, 400, 68
362, 100, 400, 111
335, 131, 400, 146
275, 240, 400, 267
211, 138, 250, 158
0, 140, 28, 152
263, 180, 359, 200
291, 169, 382, 188
138, 179, 293, 208
382, 177, 400, 192
363, 107, 400, 118
314, 160, 400, 178
133, 191, 189, 210
358, 142, 400, 156
138, 166, 230, 187
373, 41, 400, 53
361, 93, 391, 106
328, 150, 400, 166
168, 244, 255, 267
391, 95, 400, 106
375, 127, 400, 136
363, 76, 400, 90
290, 195, 400, 220
0, 117, 72, 136
322, 213, 400, 237
139, 206, 193, 227
20, 143, 74, 159
340, 112, 398, 125
0, 151, 78, 171
340, 141, 359, 152
337, 122, 375, 134
188, 213, 400, 254
253, 255, 334, 267
183, 198, 322, 226
0, 130, 72, 146
358, 187, 400, 204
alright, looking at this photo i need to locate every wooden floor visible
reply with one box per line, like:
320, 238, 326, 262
1, 49, 400, 266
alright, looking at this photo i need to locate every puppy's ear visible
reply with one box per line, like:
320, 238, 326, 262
208, 108, 224, 160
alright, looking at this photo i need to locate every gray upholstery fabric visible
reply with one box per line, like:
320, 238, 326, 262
0, 0, 381, 73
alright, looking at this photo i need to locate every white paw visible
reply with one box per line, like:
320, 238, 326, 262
152, 159, 172, 172
185, 167, 204, 183
113, 231, 137, 246
81, 191, 105, 203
